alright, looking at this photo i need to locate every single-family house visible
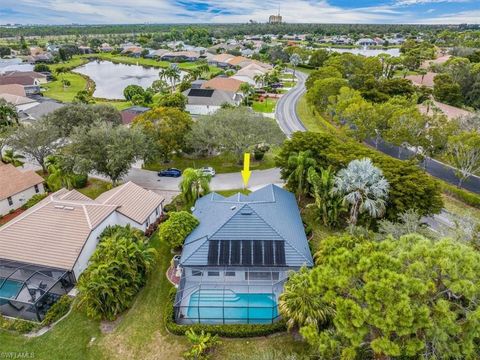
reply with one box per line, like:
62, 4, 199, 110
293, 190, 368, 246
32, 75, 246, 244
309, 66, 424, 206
201, 77, 244, 93
161, 51, 200, 62
208, 53, 235, 68
120, 105, 150, 126
18, 100, 64, 123
0, 163, 45, 216
121, 46, 143, 57
0, 93, 38, 112
0, 181, 164, 321
99, 43, 114, 52
0, 84, 26, 97
182, 88, 241, 115
174, 184, 313, 324
3, 71, 47, 84
0, 73, 42, 95
356, 38, 377, 46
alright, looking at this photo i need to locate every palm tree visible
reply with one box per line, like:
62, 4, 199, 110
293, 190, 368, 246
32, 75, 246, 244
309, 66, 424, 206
164, 66, 181, 93
180, 168, 211, 205
307, 167, 345, 228
278, 267, 333, 331
0, 99, 19, 127
2, 149, 25, 167
333, 158, 389, 227
45, 155, 76, 191
239, 83, 255, 105
287, 150, 316, 202
184, 329, 221, 360
187, 67, 202, 82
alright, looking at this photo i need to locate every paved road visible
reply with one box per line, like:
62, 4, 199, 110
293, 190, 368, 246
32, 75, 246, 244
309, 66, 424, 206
122, 167, 283, 192
275, 70, 308, 137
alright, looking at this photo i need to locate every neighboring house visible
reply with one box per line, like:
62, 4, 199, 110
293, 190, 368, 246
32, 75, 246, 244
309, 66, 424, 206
161, 51, 200, 62
3, 71, 47, 84
230, 63, 269, 87
120, 105, 150, 126
18, 100, 64, 123
201, 77, 244, 93
99, 43, 113, 52
191, 79, 207, 89
0, 163, 45, 216
174, 184, 314, 324
0, 93, 38, 112
27, 53, 54, 64
208, 53, 235, 68
418, 99, 472, 120
121, 46, 143, 57
0, 84, 26, 97
182, 88, 241, 115
0, 74, 41, 95
356, 38, 377, 46
0, 182, 164, 321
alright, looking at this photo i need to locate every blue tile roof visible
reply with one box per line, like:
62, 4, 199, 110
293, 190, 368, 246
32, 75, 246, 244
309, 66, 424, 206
180, 184, 313, 267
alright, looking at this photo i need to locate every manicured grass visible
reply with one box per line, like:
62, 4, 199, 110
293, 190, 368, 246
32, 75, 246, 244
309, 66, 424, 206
42, 72, 87, 102
95, 100, 132, 110
49, 57, 90, 72
77, 178, 112, 199
296, 95, 337, 133
144, 150, 278, 174
442, 194, 480, 221
215, 189, 251, 197
252, 98, 277, 113
282, 81, 295, 88
297, 67, 316, 75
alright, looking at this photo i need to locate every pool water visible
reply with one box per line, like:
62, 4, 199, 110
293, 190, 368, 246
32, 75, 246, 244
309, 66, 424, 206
0, 278, 23, 299
187, 290, 278, 324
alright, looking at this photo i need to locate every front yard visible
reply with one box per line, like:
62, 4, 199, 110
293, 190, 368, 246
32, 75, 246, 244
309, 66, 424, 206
252, 98, 277, 113
144, 150, 278, 174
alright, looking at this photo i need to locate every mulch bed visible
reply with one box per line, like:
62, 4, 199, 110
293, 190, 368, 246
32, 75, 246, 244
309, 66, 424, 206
0, 208, 25, 225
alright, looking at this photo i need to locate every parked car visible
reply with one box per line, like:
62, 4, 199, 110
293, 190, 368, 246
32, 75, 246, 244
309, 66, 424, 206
158, 168, 182, 177
200, 167, 216, 177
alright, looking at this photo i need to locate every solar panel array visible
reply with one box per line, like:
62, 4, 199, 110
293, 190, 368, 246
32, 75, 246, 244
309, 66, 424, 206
208, 240, 286, 266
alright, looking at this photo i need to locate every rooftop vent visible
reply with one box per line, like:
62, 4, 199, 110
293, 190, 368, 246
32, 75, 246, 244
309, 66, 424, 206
230, 206, 237, 210
64, 206, 75, 210
241, 210, 252, 215
54, 205, 65, 209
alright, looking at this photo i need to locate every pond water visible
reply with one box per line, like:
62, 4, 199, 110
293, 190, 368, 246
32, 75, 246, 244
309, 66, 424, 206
328, 47, 401, 57
73, 60, 187, 100
0, 58, 34, 73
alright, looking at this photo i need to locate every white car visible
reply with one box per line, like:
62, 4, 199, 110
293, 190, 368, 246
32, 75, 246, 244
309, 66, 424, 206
200, 167, 216, 177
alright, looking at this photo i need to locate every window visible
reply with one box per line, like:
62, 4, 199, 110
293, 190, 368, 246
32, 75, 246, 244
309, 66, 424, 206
34, 184, 39, 193
207, 271, 220, 277
245, 272, 279, 281
192, 270, 203, 276
146, 219, 150, 227
7, 197, 13, 206
155, 207, 159, 216
225, 271, 236, 277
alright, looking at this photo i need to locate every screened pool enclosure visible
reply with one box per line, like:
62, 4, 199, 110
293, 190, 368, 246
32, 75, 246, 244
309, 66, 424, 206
0, 259, 74, 321
174, 267, 288, 324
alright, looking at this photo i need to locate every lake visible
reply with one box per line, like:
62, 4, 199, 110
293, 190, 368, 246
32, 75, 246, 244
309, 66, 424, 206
73, 60, 187, 100
328, 47, 401, 57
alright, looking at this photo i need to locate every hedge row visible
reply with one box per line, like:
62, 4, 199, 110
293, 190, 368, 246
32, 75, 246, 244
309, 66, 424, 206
441, 182, 480, 209
164, 289, 287, 338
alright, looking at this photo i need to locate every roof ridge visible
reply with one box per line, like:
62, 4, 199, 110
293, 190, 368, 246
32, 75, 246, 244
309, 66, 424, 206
207, 203, 248, 240
82, 205, 93, 229
96, 182, 128, 204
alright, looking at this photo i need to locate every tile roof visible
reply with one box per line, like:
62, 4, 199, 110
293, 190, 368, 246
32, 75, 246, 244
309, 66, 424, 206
201, 77, 244, 92
0, 84, 26, 97
0, 93, 37, 106
182, 88, 236, 106
0, 189, 118, 270
211, 53, 235, 63
95, 181, 164, 224
0, 164, 44, 200
180, 184, 313, 267
0, 75, 38, 86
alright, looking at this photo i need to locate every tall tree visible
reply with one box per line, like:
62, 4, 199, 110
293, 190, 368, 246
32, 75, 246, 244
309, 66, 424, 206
286, 150, 316, 202
180, 168, 211, 205
334, 158, 389, 227
446, 131, 480, 187
0, 99, 19, 127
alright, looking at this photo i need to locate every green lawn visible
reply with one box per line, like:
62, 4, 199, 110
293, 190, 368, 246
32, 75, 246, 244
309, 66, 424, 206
49, 57, 90, 72
296, 95, 337, 133
252, 98, 277, 113
144, 150, 278, 174
42, 72, 88, 102
77, 178, 112, 199
94, 100, 132, 110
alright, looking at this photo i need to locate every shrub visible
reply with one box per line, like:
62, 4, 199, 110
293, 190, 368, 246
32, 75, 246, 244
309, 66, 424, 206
160, 211, 199, 249
77, 226, 156, 320
22, 193, 48, 210
164, 289, 287, 337
0, 315, 37, 333
42, 295, 73, 326
441, 182, 480, 209
72, 173, 88, 189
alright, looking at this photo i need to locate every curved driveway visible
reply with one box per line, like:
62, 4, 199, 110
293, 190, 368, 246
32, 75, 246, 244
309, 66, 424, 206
275, 70, 308, 137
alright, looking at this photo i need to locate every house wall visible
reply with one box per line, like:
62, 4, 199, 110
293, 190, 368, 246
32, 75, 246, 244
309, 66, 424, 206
72, 211, 120, 279
0, 183, 44, 216
186, 104, 221, 115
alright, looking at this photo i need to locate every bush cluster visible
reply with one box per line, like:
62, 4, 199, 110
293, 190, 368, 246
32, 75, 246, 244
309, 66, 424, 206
42, 295, 73, 326
0, 315, 37, 333
22, 193, 48, 210
159, 211, 199, 249
164, 289, 286, 338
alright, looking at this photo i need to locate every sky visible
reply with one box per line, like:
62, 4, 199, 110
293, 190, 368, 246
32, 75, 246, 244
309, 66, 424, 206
1, 0, 479, 25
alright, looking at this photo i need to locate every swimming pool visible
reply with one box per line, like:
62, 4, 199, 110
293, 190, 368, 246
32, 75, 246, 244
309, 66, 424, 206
0, 278, 23, 300
186, 290, 279, 324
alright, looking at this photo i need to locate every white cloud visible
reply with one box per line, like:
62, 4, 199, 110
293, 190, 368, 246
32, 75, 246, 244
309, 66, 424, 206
395, 0, 470, 5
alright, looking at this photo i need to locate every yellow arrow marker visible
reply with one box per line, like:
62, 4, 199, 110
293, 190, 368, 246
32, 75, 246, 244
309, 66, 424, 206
241, 153, 251, 188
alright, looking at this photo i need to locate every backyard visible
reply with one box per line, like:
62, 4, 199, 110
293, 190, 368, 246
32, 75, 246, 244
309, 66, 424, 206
0, 232, 307, 360
42, 73, 89, 103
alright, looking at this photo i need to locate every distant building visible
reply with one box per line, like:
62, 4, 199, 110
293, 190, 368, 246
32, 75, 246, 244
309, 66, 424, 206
268, 14, 282, 24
